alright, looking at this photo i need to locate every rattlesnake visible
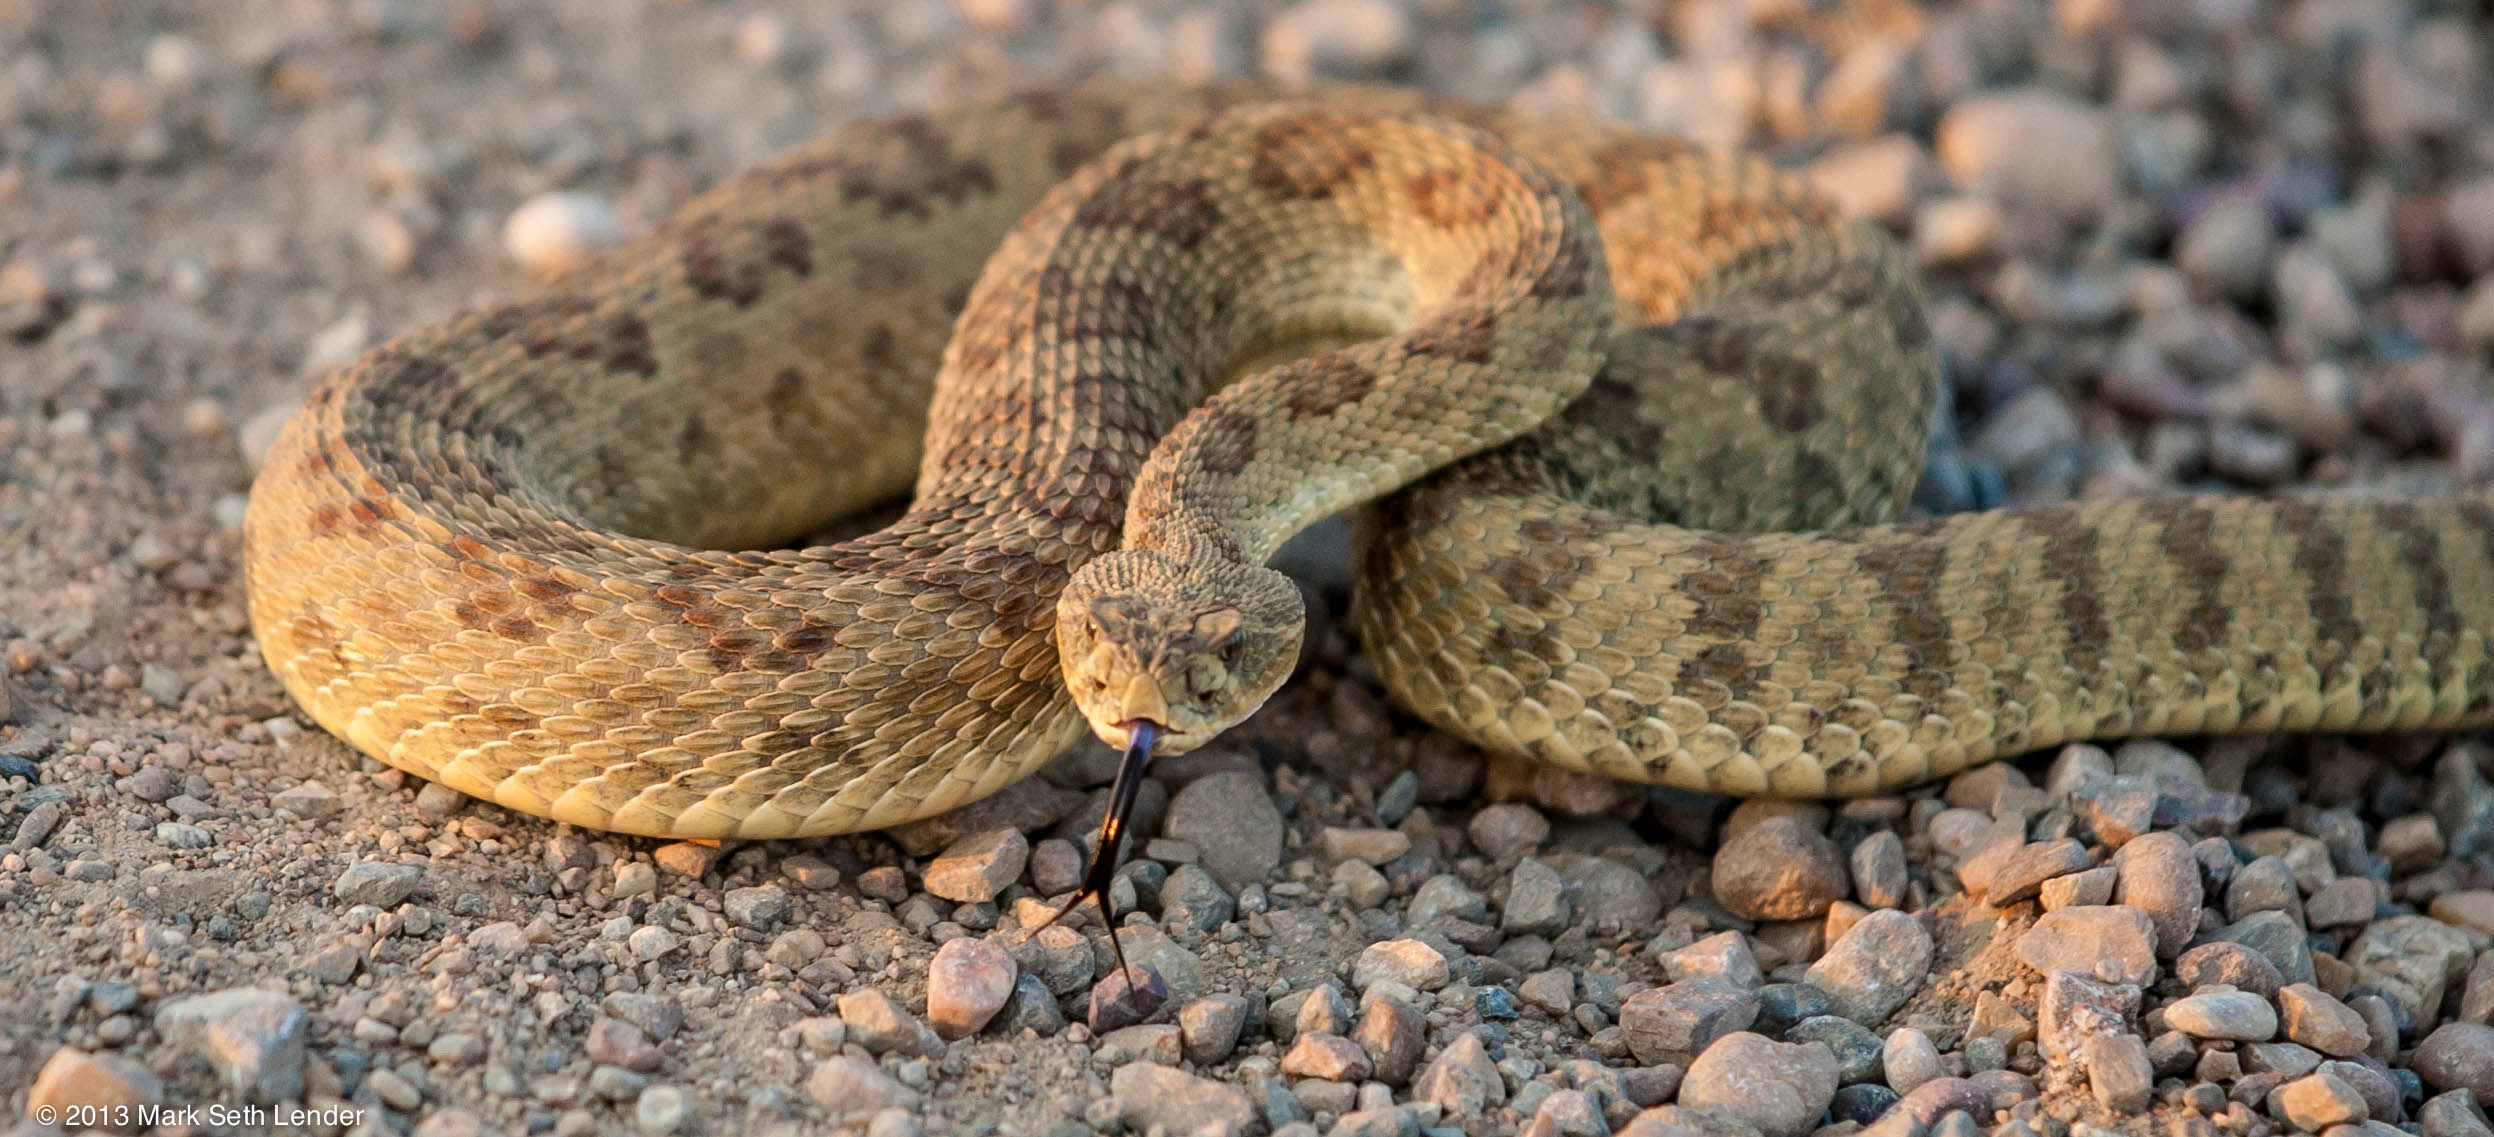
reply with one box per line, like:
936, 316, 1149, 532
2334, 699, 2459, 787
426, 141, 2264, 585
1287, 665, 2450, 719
244, 83, 2494, 844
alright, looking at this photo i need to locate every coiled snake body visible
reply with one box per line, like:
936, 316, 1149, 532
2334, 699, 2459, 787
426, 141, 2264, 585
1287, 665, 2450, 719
244, 83, 2494, 839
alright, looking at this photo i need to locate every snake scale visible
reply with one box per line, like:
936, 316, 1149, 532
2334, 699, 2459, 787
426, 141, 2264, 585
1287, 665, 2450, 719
243, 82, 2494, 842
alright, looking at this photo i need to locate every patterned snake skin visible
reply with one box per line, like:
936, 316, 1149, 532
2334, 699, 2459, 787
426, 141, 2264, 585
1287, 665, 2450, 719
243, 83, 2494, 839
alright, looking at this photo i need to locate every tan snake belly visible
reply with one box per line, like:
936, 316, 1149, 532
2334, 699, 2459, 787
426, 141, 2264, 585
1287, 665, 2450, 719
242, 82, 2494, 839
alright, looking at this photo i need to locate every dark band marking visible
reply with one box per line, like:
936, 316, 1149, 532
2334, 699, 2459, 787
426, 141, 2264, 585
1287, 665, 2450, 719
2143, 500, 2232, 654
2385, 501, 2461, 674
1195, 408, 1259, 476
1278, 355, 1377, 420
2027, 507, 2109, 676
1406, 308, 1498, 364
1247, 116, 1376, 200
1072, 175, 1225, 250
2278, 500, 2364, 672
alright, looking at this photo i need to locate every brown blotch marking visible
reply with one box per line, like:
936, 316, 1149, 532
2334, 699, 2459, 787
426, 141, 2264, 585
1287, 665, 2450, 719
1660, 317, 1746, 376
2280, 500, 2364, 660
1073, 175, 1225, 250
677, 416, 710, 466
1518, 512, 1621, 544
1856, 537, 1954, 678
1530, 231, 1600, 300
362, 352, 455, 414
859, 325, 901, 374
1054, 269, 1159, 346
1482, 624, 1563, 669
1694, 196, 1787, 249
1195, 408, 1259, 476
514, 575, 577, 606
1680, 534, 1771, 644
776, 624, 833, 655
604, 314, 658, 377
1661, 318, 1825, 433
1753, 354, 1825, 433
2143, 500, 2233, 654
1572, 135, 1698, 216
2460, 501, 2494, 578
347, 495, 396, 527
950, 274, 1037, 375
1407, 307, 1498, 364
1279, 355, 1377, 420
306, 504, 346, 538
1247, 115, 1376, 200
1562, 371, 1663, 460
679, 218, 762, 307
293, 440, 338, 484
766, 368, 807, 418
2025, 508, 2108, 675
762, 217, 813, 277
491, 613, 544, 643
1675, 641, 1761, 712
1790, 450, 1849, 521
1408, 167, 1504, 228
2385, 501, 2462, 670
1493, 555, 1560, 613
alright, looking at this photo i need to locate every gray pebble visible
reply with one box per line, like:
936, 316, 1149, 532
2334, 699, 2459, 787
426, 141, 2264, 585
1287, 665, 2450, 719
1804, 908, 1933, 1023
837, 989, 925, 1056
1111, 1062, 1255, 1135
1849, 829, 1908, 909
1410, 1032, 1504, 1116
333, 860, 422, 907
1618, 979, 1759, 1068
154, 988, 309, 1101
2164, 989, 2277, 1041
1676, 1032, 1841, 1137
1160, 863, 1235, 932
1467, 803, 1549, 860
1500, 856, 1570, 936
1163, 771, 1283, 891
1787, 1015, 1883, 1084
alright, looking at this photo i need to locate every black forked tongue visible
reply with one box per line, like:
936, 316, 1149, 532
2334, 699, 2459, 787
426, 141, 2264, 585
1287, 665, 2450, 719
1030, 719, 1160, 978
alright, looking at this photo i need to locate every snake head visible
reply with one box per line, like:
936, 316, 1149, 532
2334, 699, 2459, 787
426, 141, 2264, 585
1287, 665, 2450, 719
1056, 549, 1304, 754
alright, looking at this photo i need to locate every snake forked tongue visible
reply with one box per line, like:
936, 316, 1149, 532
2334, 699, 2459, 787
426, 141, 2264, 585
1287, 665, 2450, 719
1031, 719, 1161, 978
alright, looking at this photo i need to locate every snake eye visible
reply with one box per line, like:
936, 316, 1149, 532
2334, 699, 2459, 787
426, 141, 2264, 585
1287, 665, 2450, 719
1216, 636, 1242, 665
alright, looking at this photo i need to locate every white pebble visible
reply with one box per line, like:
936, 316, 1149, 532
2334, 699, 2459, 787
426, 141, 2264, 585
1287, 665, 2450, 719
735, 14, 789, 67
627, 926, 680, 961
503, 192, 626, 277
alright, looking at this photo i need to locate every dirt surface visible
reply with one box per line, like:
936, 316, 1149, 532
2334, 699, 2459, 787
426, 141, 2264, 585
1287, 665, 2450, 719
5, 2, 2494, 1137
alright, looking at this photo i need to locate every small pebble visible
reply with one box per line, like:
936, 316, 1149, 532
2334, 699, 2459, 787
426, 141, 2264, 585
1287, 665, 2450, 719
2164, 989, 2279, 1041
1676, 1032, 1842, 1137
1712, 817, 1846, 921
504, 192, 626, 276
1088, 964, 1169, 1034
1804, 908, 1933, 1024
926, 937, 1017, 1040
837, 989, 925, 1056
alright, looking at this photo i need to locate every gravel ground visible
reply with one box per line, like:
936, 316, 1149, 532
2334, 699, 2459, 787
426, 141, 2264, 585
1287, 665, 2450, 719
5, 1, 2494, 1136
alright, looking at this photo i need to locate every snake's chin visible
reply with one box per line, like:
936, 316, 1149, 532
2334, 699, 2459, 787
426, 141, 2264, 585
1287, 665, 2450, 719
1057, 549, 1305, 754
